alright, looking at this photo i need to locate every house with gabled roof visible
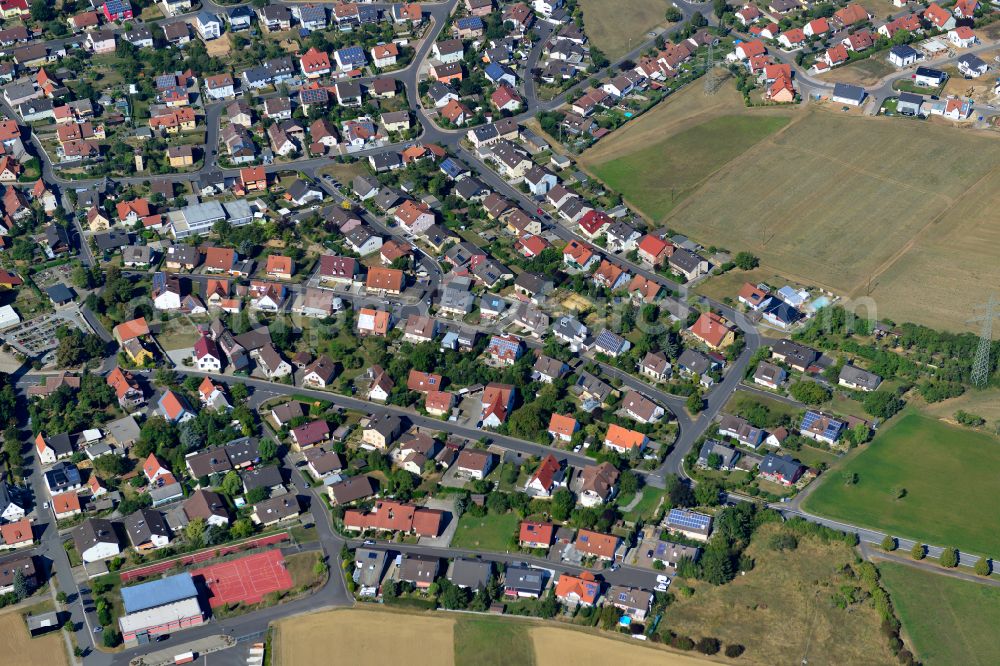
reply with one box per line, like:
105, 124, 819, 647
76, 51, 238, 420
519, 521, 555, 549
688, 312, 735, 349
542, 411, 578, 444
604, 424, 647, 454
525, 454, 564, 496
555, 571, 601, 606
480, 383, 515, 428
579, 462, 619, 507
158, 390, 195, 423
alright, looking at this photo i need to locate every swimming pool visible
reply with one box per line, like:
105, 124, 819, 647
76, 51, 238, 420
807, 296, 831, 312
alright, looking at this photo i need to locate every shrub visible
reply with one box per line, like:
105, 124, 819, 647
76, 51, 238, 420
670, 635, 695, 651
767, 532, 798, 552
725, 644, 746, 658
696, 637, 720, 655
939, 547, 959, 568
881, 535, 896, 551
910, 543, 925, 560
975, 557, 991, 576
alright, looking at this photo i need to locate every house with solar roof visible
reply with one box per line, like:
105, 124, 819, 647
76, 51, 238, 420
555, 571, 600, 607
664, 508, 713, 542
334, 46, 367, 72
799, 410, 845, 445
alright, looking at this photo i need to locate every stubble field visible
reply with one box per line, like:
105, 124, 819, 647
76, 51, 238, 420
577, 0, 673, 60
0, 611, 69, 666
274, 608, 717, 665
580, 82, 1000, 331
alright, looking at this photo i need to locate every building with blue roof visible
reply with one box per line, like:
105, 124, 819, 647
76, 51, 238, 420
484, 62, 516, 86
664, 508, 713, 541
334, 46, 367, 71
122, 573, 198, 613
800, 410, 845, 445
119, 573, 204, 645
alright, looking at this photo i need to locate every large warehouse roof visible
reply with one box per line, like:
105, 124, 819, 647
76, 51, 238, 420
121, 572, 198, 614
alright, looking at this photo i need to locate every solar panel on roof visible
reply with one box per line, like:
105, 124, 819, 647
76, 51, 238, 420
668, 508, 711, 530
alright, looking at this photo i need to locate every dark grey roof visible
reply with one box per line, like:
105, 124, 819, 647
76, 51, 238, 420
503, 564, 545, 594
124, 509, 170, 547
328, 475, 378, 504
72, 517, 117, 554
45, 284, 74, 304
448, 558, 492, 590
241, 464, 283, 492
760, 453, 804, 479
677, 348, 712, 374
832, 82, 866, 102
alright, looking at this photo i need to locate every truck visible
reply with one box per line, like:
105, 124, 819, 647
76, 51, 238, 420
174, 653, 196, 665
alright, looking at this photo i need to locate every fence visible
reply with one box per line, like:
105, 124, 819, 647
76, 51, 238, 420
119, 532, 291, 583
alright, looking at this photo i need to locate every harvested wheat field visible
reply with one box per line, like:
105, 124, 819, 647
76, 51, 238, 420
577, 0, 673, 59
0, 610, 69, 666
532, 628, 717, 666
583, 76, 1000, 330
275, 609, 455, 665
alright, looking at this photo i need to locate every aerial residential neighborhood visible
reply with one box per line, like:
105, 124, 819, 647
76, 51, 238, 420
0, 0, 991, 663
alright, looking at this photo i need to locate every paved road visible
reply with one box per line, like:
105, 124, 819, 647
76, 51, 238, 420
175, 367, 602, 470
14, 3, 1000, 662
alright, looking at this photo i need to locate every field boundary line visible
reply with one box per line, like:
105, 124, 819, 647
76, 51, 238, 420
657, 111, 806, 224
851, 163, 1000, 300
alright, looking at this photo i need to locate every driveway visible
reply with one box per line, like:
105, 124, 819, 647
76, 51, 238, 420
417, 496, 458, 548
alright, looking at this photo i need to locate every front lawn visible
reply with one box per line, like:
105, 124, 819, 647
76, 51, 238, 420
450, 512, 519, 551
804, 411, 1000, 555
621, 486, 663, 522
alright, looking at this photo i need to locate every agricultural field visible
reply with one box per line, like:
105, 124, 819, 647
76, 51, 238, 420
918, 387, 1000, 428
275, 609, 456, 666
274, 608, 714, 666
804, 412, 1000, 555
532, 627, 715, 665
577, 0, 673, 60
454, 617, 535, 666
880, 561, 1000, 666
579, 84, 792, 221
664, 523, 896, 665
655, 108, 1000, 332
0, 609, 69, 666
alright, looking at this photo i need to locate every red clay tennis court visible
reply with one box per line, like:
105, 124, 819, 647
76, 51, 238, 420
191, 549, 293, 608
